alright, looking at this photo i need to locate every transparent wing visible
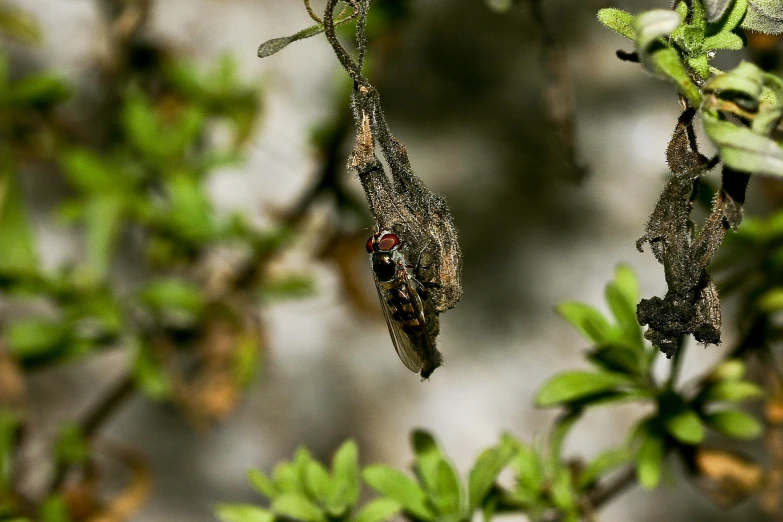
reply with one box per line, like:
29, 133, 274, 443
373, 268, 439, 375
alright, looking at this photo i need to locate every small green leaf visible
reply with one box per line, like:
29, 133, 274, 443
510, 439, 544, 493
248, 469, 278, 499
215, 504, 274, 522
5, 319, 69, 361
467, 435, 517, 512
326, 439, 360, 515
304, 460, 330, 503
708, 359, 746, 382
704, 30, 745, 50
712, 0, 749, 32
704, 61, 764, 105
272, 493, 326, 522
636, 426, 666, 489
578, 447, 632, 489
273, 461, 304, 494
587, 343, 643, 376
10, 74, 70, 108
430, 459, 462, 516
597, 8, 637, 39
352, 498, 402, 522
662, 403, 705, 445
362, 466, 433, 521
535, 371, 631, 407
131, 338, 171, 401
54, 423, 89, 466
0, 171, 39, 277
138, 278, 206, 316
702, 109, 783, 176
38, 495, 71, 522
556, 302, 612, 343
758, 288, 783, 311
0, 410, 21, 494
705, 0, 737, 22
550, 467, 577, 512
702, 381, 764, 402
706, 410, 763, 439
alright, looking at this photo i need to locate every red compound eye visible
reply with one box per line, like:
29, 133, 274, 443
378, 233, 400, 251
366, 236, 374, 253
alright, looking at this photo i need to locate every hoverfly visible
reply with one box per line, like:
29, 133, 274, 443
366, 230, 443, 379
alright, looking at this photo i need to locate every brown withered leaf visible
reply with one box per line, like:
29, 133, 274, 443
89, 443, 151, 522
691, 448, 764, 508
0, 348, 25, 406
637, 109, 742, 357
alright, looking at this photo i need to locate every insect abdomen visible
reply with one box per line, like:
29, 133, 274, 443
385, 288, 425, 337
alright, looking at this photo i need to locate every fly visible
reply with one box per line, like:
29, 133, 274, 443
366, 231, 443, 379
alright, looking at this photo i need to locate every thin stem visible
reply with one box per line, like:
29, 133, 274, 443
323, 0, 368, 87
666, 335, 686, 390
304, 0, 322, 23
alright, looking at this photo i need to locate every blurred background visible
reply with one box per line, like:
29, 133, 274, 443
1, 0, 778, 520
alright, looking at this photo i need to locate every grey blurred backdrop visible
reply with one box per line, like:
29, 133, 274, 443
7, 0, 769, 520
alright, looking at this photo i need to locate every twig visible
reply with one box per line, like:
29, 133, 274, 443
48, 373, 136, 492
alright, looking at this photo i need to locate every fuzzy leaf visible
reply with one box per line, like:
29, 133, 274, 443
704, 31, 745, 50
258, 24, 326, 58
702, 110, 783, 176
597, 8, 637, 39
742, 0, 783, 34
705, 0, 736, 22
535, 371, 631, 407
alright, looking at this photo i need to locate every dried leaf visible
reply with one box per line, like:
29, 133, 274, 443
691, 449, 764, 508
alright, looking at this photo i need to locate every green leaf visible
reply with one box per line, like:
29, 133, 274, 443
138, 278, 206, 316
123, 91, 164, 160
326, 439, 360, 516
5, 319, 69, 361
60, 149, 120, 193
411, 430, 443, 492
84, 194, 124, 278
164, 172, 215, 243
0, 410, 21, 494
702, 380, 764, 402
660, 396, 705, 444
648, 45, 703, 106
131, 338, 171, 400
586, 343, 643, 377
535, 371, 631, 407
742, 0, 783, 34
0, 171, 38, 276
352, 498, 402, 522
704, 30, 745, 50
556, 302, 612, 343
578, 447, 632, 489
712, 0, 749, 31
510, 439, 544, 494
467, 434, 517, 512
708, 359, 746, 381
606, 283, 642, 349
636, 425, 666, 489
758, 288, 783, 311
550, 467, 577, 512
430, 459, 462, 516
248, 469, 278, 499
597, 8, 637, 39
38, 495, 71, 522
272, 493, 326, 522
706, 410, 763, 439
10, 74, 70, 108
705, 0, 737, 22
215, 504, 274, 522
704, 61, 764, 106
362, 466, 433, 521
612, 264, 640, 306
54, 423, 89, 466
304, 460, 330, 503
702, 109, 783, 176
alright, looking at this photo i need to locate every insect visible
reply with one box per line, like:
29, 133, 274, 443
366, 230, 443, 379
